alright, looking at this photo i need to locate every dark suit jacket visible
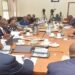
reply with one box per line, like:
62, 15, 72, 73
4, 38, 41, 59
47, 58, 75, 75
19, 20, 30, 26
0, 53, 33, 75
0, 27, 10, 39
0, 29, 4, 39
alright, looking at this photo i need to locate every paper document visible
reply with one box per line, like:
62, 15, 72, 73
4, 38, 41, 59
30, 57, 37, 65
61, 55, 70, 60
13, 55, 24, 64
0, 45, 11, 54
34, 47, 48, 53
14, 55, 37, 65
0, 50, 10, 54
2, 45, 11, 51
32, 53, 48, 57
64, 26, 71, 29
1, 39, 7, 46
16, 39, 25, 45
11, 31, 20, 37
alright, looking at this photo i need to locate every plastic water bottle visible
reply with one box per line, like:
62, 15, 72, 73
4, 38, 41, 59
33, 24, 38, 35
46, 24, 51, 35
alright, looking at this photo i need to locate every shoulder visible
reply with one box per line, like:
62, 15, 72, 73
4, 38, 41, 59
47, 59, 75, 75
48, 59, 70, 69
19, 20, 24, 23
0, 53, 16, 65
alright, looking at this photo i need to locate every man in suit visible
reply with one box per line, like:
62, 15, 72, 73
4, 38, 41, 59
0, 19, 11, 39
47, 43, 75, 75
0, 28, 4, 39
19, 16, 30, 26
0, 53, 34, 75
70, 18, 75, 28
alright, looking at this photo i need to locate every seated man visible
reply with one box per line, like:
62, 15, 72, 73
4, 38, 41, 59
0, 28, 4, 39
70, 18, 75, 27
47, 43, 75, 75
0, 53, 34, 75
54, 14, 61, 22
19, 16, 30, 26
0, 19, 11, 39
8, 17, 18, 31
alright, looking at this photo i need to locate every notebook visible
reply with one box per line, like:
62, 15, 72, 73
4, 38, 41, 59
13, 45, 32, 53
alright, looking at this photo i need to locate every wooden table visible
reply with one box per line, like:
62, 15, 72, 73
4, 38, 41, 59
11, 27, 75, 75
33, 27, 75, 75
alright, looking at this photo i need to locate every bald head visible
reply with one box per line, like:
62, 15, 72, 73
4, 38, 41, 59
69, 43, 75, 58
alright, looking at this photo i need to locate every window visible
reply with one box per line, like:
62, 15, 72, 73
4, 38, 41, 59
2, 0, 9, 19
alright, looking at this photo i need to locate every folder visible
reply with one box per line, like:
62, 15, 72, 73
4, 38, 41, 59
13, 45, 32, 53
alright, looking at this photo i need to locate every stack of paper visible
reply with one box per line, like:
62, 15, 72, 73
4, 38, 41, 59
30, 57, 37, 65
11, 31, 20, 36
64, 26, 71, 29
14, 55, 37, 65
1, 39, 7, 46
14, 55, 24, 64
2, 45, 11, 50
32, 47, 49, 58
61, 55, 70, 61
0, 45, 11, 54
16, 40, 25, 45
33, 47, 48, 53
32, 53, 48, 58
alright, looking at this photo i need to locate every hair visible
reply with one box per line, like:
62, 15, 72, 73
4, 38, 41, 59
69, 43, 75, 58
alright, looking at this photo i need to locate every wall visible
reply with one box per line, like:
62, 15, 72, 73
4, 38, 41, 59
16, 0, 75, 19
68, 2, 75, 17
0, 0, 75, 19
0, 0, 2, 16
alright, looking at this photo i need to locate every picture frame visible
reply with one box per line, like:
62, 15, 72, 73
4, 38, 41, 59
51, 0, 59, 2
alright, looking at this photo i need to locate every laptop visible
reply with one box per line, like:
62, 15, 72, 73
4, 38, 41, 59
13, 45, 32, 53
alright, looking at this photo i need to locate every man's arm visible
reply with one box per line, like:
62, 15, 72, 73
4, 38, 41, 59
23, 59, 34, 75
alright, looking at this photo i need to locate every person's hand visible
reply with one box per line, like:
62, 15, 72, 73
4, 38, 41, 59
0, 43, 3, 50
23, 53, 31, 60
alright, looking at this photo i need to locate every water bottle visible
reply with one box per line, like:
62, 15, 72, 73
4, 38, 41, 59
33, 24, 38, 35
46, 23, 51, 35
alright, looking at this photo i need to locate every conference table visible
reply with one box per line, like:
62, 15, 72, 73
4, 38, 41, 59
33, 26, 75, 75
11, 25, 75, 75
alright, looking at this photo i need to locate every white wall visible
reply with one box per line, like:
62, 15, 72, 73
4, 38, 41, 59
0, 0, 2, 16
16, 0, 75, 19
0, 0, 75, 19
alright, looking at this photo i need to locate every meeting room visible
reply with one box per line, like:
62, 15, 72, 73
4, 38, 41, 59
0, 0, 75, 75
